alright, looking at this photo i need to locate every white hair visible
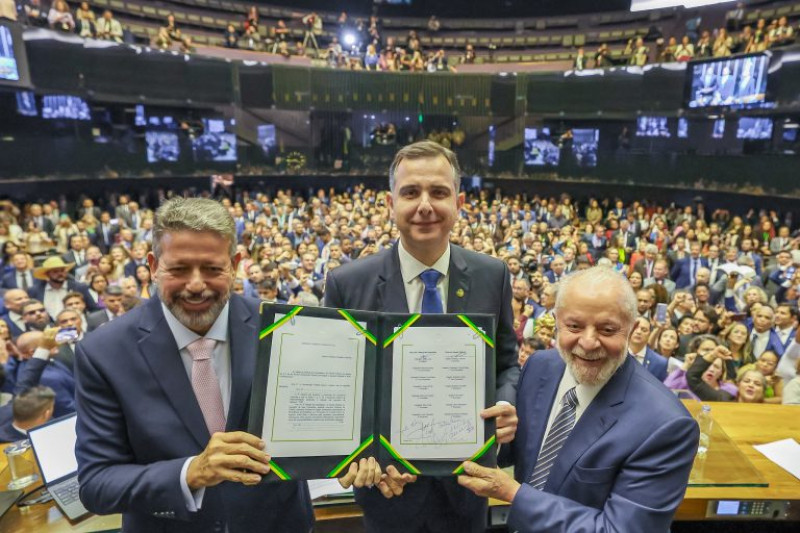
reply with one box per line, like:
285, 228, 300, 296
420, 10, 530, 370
555, 266, 637, 326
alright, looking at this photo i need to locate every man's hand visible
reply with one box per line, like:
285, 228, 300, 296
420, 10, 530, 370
376, 465, 416, 499
38, 327, 60, 352
338, 457, 382, 490
482, 403, 518, 444
186, 432, 271, 490
457, 461, 520, 503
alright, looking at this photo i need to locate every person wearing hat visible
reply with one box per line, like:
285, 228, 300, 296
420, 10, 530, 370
28, 256, 90, 321
86, 285, 124, 333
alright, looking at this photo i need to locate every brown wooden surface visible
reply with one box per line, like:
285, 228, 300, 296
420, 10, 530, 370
1, 401, 797, 530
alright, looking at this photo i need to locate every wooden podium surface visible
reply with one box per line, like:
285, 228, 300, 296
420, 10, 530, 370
1, 402, 798, 531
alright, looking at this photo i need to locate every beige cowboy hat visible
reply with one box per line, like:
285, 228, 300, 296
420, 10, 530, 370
33, 256, 75, 280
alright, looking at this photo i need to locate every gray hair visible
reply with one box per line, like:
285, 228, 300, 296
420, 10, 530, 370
296, 291, 320, 307
555, 266, 637, 326
152, 197, 237, 259
644, 244, 658, 255
388, 140, 461, 193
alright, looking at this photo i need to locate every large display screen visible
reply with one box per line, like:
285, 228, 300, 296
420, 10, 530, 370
193, 132, 237, 162
524, 128, 560, 166
42, 95, 91, 121
687, 54, 769, 108
636, 116, 671, 138
16, 91, 37, 116
146, 131, 180, 162
572, 129, 599, 167
736, 118, 773, 140
0, 22, 31, 88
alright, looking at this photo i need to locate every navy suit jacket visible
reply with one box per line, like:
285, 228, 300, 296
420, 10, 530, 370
642, 347, 669, 381
503, 351, 698, 532
4, 357, 74, 417
75, 294, 313, 533
2, 314, 25, 339
324, 245, 518, 532
671, 257, 709, 289
0, 354, 50, 443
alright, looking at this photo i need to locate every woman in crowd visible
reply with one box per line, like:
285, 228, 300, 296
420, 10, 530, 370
686, 342, 739, 401
107, 245, 129, 283
53, 215, 78, 254
75, 1, 96, 38
738, 350, 783, 404
628, 270, 644, 291
650, 324, 680, 365
48, 0, 75, 32
1, 241, 19, 275
23, 220, 53, 258
87, 273, 109, 310
718, 321, 755, 377
135, 264, 153, 299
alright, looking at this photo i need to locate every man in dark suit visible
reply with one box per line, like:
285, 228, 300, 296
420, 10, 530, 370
95, 212, 119, 254
631, 243, 658, 280
0, 386, 56, 443
123, 241, 149, 278
324, 141, 518, 533
611, 219, 637, 257
62, 234, 89, 269
1, 252, 35, 291
671, 242, 709, 289
458, 267, 698, 531
2, 289, 30, 339
25, 204, 55, 236
75, 197, 313, 532
27, 256, 90, 321
86, 285, 124, 333
628, 317, 669, 381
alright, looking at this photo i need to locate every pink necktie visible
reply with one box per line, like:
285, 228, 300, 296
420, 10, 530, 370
187, 338, 226, 436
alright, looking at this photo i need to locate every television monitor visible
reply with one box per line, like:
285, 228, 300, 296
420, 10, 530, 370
677, 118, 689, 138
0, 22, 31, 88
193, 132, 237, 162
257, 124, 277, 157
636, 116, 671, 138
712, 119, 725, 139
41, 95, 91, 121
572, 129, 599, 168
736, 118, 773, 140
783, 126, 798, 143
145, 131, 179, 162
16, 91, 37, 117
204, 118, 225, 133
134, 105, 146, 126
687, 54, 769, 108
524, 128, 560, 166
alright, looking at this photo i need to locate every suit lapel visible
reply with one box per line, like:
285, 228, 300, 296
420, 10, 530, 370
138, 298, 210, 449
227, 295, 257, 431
447, 247, 472, 313
378, 248, 409, 313
545, 358, 634, 494
522, 356, 563, 482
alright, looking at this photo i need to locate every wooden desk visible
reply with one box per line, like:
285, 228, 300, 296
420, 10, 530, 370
1, 402, 798, 530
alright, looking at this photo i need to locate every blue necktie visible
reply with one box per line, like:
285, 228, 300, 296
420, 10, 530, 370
529, 387, 578, 490
420, 269, 443, 314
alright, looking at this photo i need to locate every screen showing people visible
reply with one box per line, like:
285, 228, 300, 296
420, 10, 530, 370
737, 117, 773, 140
572, 128, 599, 167
145, 131, 180, 162
0, 25, 21, 84
42, 95, 91, 121
712, 118, 726, 139
192, 132, 237, 162
688, 55, 769, 108
16, 91, 37, 117
524, 127, 560, 166
636, 116, 671, 138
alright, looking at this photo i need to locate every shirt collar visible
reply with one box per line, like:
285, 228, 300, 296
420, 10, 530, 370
161, 301, 230, 351
561, 364, 605, 411
632, 345, 648, 359
397, 240, 450, 284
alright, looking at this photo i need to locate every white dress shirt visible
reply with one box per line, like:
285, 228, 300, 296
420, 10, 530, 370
162, 301, 232, 512
43, 284, 68, 319
776, 326, 794, 347
397, 241, 450, 312
537, 366, 604, 458
751, 329, 770, 358
631, 345, 648, 366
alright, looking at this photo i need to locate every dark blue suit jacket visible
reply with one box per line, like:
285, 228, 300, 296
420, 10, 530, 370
75, 294, 313, 533
324, 245, 518, 532
0, 355, 50, 443
3, 357, 74, 418
642, 347, 669, 382
503, 350, 698, 532
671, 257, 709, 289
2, 314, 25, 339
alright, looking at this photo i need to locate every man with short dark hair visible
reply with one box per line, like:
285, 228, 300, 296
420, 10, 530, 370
2, 289, 30, 338
0, 386, 56, 443
86, 285, 124, 332
21, 300, 51, 332
1, 251, 34, 291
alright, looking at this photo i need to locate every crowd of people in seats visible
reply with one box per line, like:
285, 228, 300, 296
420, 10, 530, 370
1, 182, 799, 441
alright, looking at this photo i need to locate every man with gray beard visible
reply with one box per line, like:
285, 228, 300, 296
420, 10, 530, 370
458, 266, 698, 532
74, 197, 313, 532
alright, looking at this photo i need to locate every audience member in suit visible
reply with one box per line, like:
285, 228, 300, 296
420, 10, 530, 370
668, 290, 696, 328
324, 141, 518, 533
631, 244, 658, 280
5, 331, 75, 417
458, 267, 698, 532
611, 219, 637, 257
2, 289, 30, 338
51, 308, 84, 374
750, 305, 786, 358
27, 257, 90, 321
544, 255, 567, 283
62, 234, 89, 269
739, 238, 763, 277
123, 242, 149, 278
1, 252, 35, 291
583, 226, 608, 262
25, 203, 55, 235
705, 244, 726, 285
0, 386, 56, 443
95, 212, 119, 253
628, 317, 669, 381
671, 242, 709, 289
75, 197, 313, 532
773, 304, 798, 353
86, 285, 124, 332
644, 259, 676, 298
63, 291, 90, 334
20, 300, 52, 332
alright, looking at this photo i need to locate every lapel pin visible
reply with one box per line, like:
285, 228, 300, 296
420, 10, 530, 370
456, 288, 465, 298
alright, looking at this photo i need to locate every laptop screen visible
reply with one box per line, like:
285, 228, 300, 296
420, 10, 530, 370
28, 414, 78, 485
